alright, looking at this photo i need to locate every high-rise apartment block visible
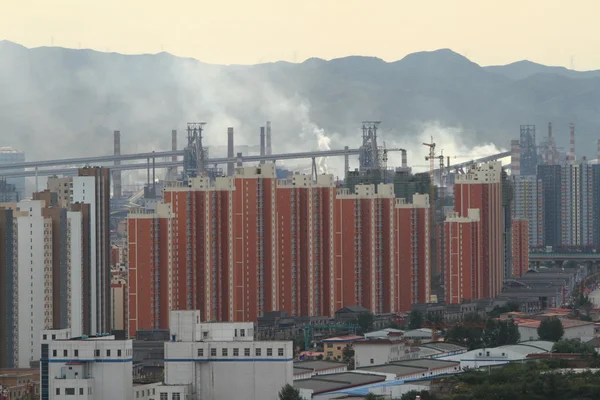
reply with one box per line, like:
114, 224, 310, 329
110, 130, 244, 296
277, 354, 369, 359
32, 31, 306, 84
443, 209, 481, 304
512, 219, 529, 278
452, 161, 504, 299
127, 166, 432, 336
511, 175, 541, 246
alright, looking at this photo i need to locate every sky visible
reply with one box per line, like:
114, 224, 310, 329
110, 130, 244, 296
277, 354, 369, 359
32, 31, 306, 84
2, 0, 600, 69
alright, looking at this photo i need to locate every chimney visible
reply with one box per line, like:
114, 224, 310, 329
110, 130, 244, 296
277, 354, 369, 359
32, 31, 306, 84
260, 126, 266, 164
569, 123, 575, 164
168, 129, 177, 180
113, 130, 122, 199
266, 121, 272, 156
227, 127, 234, 176
511, 139, 520, 176
401, 149, 408, 168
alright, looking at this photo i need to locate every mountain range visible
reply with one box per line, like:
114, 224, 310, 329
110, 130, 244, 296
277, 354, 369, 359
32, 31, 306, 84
1, 40, 600, 163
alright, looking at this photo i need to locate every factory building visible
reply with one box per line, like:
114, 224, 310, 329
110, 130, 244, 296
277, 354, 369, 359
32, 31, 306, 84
163, 310, 293, 400
453, 162, 504, 299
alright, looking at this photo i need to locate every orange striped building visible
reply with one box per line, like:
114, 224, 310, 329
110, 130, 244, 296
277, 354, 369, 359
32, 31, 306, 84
126, 164, 433, 337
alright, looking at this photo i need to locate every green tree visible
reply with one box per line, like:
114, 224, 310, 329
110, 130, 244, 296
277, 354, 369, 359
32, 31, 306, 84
537, 318, 564, 341
399, 390, 438, 400
278, 384, 302, 400
552, 338, 595, 354
356, 312, 375, 332
364, 394, 385, 400
407, 310, 423, 329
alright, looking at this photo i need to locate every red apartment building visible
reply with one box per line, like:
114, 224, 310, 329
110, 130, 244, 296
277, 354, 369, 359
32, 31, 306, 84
126, 165, 433, 336
512, 219, 530, 278
394, 194, 431, 312
453, 161, 504, 299
444, 209, 481, 304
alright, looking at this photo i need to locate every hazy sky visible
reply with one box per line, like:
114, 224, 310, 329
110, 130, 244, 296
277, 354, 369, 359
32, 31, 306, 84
2, 0, 600, 69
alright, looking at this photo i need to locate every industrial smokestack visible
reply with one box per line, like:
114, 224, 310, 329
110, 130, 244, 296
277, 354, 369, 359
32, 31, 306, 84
511, 139, 520, 176
227, 127, 234, 176
266, 121, 272, 156
113, 130, 122, 199
569, 123, 575, 164
401, 149, 408, 169
168, 129, 177, 180
260, 126, 266, 164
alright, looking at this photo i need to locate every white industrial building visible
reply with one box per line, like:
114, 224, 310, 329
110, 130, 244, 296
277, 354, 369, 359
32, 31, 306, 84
163, 310, 294, 400
40, 329, 134, 400
516, 318, 594, 341
438, 341, 553, 369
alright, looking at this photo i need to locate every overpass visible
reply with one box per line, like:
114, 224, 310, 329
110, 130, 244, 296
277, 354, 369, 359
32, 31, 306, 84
529, 252, 600, 265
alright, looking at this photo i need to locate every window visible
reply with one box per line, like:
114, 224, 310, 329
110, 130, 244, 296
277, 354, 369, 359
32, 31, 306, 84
370, 358, 374, 364
233, 348, 239, 356
267, 348, 273, 356
160, 394, 168, 400
235, 329, 238, 337
65, 388, 75, 395
197, 348, 204, 357
80, 388, 84, 395
240, 329, 245, 337
486, 351, 490, 357
327, 343, 333, 348
211, 348, 217, 357
106, 350, 111, 357
256, 348, 262, 356
118, 349, 122, 357
63, 350, 68, 357
244, 348, 250, 356
95, 350, 100, 357
52, 334, 56, 340
278, 348, 284, 356
74, 350, 78, 357
327, 351, 333, 357
173, 393, 181, 400
43, 334, 47, 340
203, 331, 208, 338
56, 389, 60, 395
222, 348, 228, 356
52, 350, 57, 357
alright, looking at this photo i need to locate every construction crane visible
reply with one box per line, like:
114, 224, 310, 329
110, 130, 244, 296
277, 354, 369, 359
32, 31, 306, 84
382, 141, 389, 182
423, 139, 436, 299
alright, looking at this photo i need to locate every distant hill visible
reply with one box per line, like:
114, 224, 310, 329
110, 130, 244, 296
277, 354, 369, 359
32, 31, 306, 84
1, 40, 600, 163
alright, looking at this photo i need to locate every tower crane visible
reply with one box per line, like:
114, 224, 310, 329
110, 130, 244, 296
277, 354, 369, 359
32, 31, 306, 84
423, 139, 436, 298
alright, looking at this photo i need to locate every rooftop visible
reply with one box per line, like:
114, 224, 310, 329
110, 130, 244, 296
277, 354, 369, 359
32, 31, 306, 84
515, 318, 593, 329
293, 360, 346, 375
294, 372, 385, 394
356, 359, 459, 377
322, 335, 364, 343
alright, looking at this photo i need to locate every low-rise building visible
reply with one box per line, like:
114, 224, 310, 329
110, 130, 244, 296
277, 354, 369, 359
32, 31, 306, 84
438, 341, 553, 369
353, 359, 460, 382
295, 372, 385, 400
0, 368, 39, 399
163, 310, 294, 400
516, 318, 594, 341
293, 360, 347, 380
354, 339, 418, 368
322, 336, 364, 361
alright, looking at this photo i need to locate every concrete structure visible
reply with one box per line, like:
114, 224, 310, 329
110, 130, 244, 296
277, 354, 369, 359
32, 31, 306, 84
516, 318, 594, 341
511, 219, 529, 278
295, 372, 385, 400
322, 336, 364, 361
40, 329, 134, 400
438, 341, 553, 369
163, 310, 293, 400
353, 338, 419, 368
443, 209, 481, 304
0, 146, 25, 199
454, 161, 504, 298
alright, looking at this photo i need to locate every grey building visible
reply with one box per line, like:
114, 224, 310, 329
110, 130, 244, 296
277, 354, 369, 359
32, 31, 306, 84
0, 147, 25, 200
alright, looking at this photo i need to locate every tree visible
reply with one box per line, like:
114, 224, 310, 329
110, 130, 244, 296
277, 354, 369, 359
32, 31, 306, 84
552, 338, 595, 354
278, 384, 302, 400
399, 390, 438, 400
356, 312, 375, 332
364, 394, 384, 400
407, 310, 423, 329
537, 318, 564, 341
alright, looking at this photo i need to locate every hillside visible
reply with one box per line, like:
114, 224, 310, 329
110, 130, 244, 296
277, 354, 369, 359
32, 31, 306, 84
1, 41, 600, 163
